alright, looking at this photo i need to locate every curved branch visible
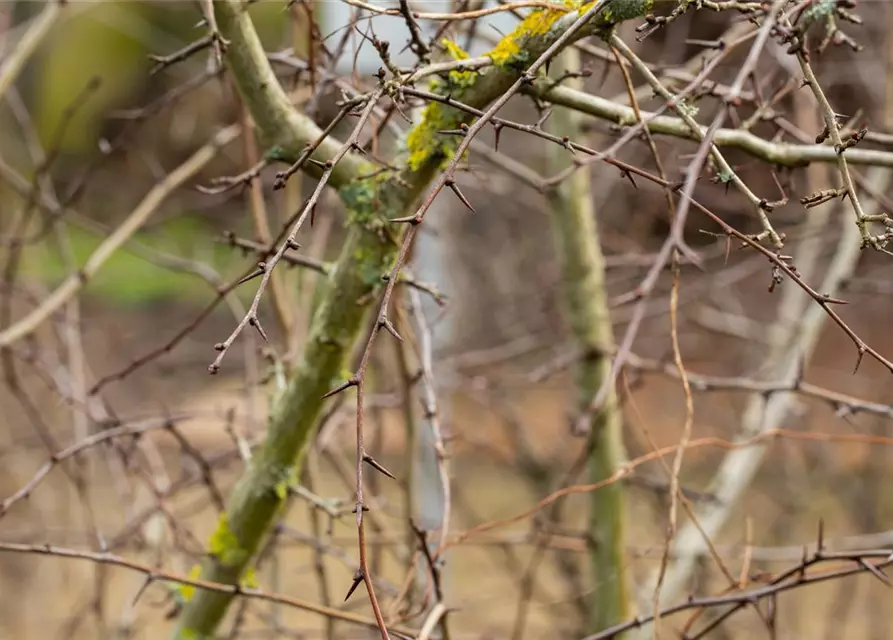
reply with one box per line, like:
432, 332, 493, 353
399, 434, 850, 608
214, 0, 367, 187
538, 84, 893, 168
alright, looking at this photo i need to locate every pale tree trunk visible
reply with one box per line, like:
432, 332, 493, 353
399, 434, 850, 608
634, 36, 890, 632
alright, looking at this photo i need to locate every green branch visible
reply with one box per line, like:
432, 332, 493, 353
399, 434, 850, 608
175, 2, 653, 637
213, 0, 367, 188
536, 84, 893, 169
547, 49, 630, 634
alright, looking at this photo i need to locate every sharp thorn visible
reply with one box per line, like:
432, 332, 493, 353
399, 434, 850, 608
322, 377, 359, 399
344, 569, 364, 602
379, 315, 403, 342
363, 453, 396, 479
447, 180, 475, 213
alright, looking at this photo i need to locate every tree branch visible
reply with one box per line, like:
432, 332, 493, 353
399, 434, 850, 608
213, 0, 367, 187
536, 83, 893, 169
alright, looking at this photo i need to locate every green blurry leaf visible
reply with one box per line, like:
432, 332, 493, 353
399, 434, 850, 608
26, 216, 247, 308
35, 2, 149, 152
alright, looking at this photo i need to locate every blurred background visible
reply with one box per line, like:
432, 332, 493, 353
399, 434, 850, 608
1, 1, 893, 638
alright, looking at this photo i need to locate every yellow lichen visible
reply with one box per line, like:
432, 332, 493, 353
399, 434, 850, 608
241, 566, 259, 589
405, 100, 465, 172
441, 38, 469, 61
208, 513, 248, 566
440, 38, 477, 88
178, 564, 203, 602
487, 0, 654, 69
488, 7, 570, 67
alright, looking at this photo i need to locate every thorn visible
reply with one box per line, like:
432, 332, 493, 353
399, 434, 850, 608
344, 569, 364, 601
236, 269, 264, 286
493, 123, 503, 152
438, 122, 469, 137
363, 453, 396, 479
859, 558, 892, 588
620, 169, 637, 189
310, 204, 317, 227
132, 575, 154, 606
391, 214, 422, 225
446, 179, 476, 213
248, 316, 269, 343
819, 293, 849, 305
322, 377, 359, 399
793, 355, 806, 388
536, 108, 552, 129
817, 518, 825, 552
853, 346, 866, 374
378, 315, 403, 342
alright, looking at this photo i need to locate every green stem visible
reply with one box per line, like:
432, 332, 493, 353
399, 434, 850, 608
546, 48, 630, 634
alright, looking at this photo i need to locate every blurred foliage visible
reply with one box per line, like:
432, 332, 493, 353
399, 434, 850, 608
33, 2, 150, 152
9, 0, 292, 307
31, 1, 286, 154
27, 216, 248, 307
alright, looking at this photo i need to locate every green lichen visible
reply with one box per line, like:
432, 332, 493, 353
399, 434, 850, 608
583, 0, 654, 32
799, 0, 836, 33
264, 145, 290, 162
208, 513, 249, 566
338, 171, 398, 229
267, 460, 297, 502
674, 96, 699, 118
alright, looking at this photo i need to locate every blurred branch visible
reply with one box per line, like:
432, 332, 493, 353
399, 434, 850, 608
0, 541, 419, 637
0, 2, 63, 101
0, 125, 241, 349
585, 545, 893, 640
